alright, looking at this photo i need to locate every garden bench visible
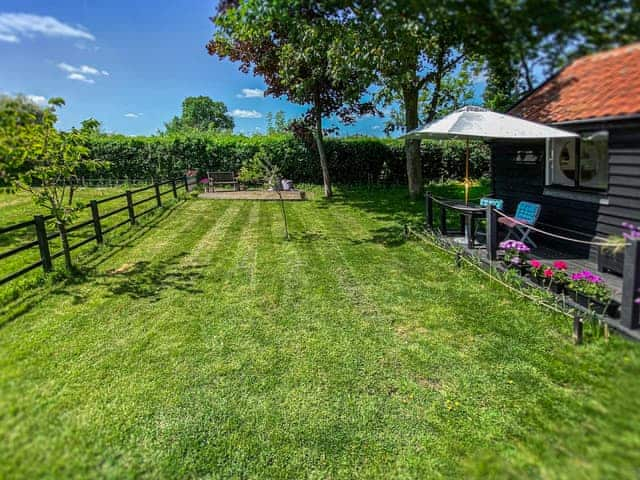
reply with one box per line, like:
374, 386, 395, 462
207, 171, 239, 192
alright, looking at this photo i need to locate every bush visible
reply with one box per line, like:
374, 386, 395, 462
86, 132, 490, 184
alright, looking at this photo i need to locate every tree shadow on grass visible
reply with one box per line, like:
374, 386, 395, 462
347, 225, 407, 248
96, 254, 206, 302
0, 202, 186, 328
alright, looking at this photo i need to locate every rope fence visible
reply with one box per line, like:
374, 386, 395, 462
428, 193, 627, 249
406, 225, 574, 319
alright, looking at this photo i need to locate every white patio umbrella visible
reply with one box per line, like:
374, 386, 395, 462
404, 106, 579, 203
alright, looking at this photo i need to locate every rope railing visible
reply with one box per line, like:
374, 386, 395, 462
428, 192, 627, 249
493, 209, 628, 248
406, 225, 574, 319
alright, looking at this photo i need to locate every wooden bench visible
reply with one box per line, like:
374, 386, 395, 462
206, 171, 239, 192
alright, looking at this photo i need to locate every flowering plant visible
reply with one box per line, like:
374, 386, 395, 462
500, 240, 530, 266
568, 270, 611, 302
528, 259, 546, 277
551, 261, 569, 285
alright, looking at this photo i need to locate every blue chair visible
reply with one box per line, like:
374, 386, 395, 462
498, 201, 541, 248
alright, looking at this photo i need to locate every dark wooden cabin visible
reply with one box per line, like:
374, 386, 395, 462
491, 43, 640, 260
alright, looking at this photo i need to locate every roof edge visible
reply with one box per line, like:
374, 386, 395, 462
550, 113, 640, 126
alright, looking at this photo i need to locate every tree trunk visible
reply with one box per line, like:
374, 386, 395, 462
404, 85, 422, 199
312, 95, 332, 198
57, 221, 73, 270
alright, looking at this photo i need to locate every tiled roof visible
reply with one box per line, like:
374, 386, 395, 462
509, 43, 640, 123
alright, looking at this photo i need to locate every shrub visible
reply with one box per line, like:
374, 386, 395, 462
85, 132, 490, 184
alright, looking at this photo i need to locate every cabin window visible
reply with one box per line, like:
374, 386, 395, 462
546, 131, 608, 190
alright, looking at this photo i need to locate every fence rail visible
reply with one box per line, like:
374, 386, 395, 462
0, 177, 194, 287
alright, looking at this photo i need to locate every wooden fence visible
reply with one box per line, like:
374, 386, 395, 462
0, 177, 193, 287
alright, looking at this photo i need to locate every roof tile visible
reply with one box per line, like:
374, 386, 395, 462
509, 43, 640, 123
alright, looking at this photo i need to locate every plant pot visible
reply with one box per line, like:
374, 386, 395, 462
504, 261, 529, 276
597, 248, 624, 276
529, 274, 546, 287
549, 281, 566, 295
567, 289, 620, 318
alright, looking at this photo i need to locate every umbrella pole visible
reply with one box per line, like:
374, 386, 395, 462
465, 139, 470, 205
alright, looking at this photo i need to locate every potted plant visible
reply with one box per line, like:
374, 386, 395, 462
528, 259, 549, 287
549, 261, 569, 294
500, 240, 531, 275
567, 270, 619, 317
597, 222, 635, 275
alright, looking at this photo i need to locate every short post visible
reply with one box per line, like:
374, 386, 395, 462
154, 181, 162, 207
486, 204, 497, 261
90, 200, 103, 245
126, 190, 136, 225
425, 192, 433, 229
171, 179, 178, 199
439, 204, 447, 235
34, 215, 52, 273
183, 175, 189, 192
459, 214, 466, 235
621, 238, 640, 329
573, 316, 583, 345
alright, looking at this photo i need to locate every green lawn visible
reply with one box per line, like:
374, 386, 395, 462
1, 186, 640, 479
0, 183, 173, 285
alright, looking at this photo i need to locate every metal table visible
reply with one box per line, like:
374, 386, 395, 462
438, 200, 486, 248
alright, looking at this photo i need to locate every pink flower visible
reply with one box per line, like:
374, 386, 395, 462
543, 268, 554, 278
529, 260, 542, 269
553, 261, 568, 270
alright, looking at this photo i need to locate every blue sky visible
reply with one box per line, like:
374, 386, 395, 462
0, 1, 484, 137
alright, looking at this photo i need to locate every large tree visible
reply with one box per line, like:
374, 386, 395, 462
207, 0, 375, 198
476, 0, 640, 110
339, 1, 472, 199
164, 96, 234, 134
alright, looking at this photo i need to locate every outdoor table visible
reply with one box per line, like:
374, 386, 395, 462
438, 200, 486, 248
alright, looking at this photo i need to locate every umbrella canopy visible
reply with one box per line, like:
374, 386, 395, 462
404, 106, 578, 204
404, 106, 579, 141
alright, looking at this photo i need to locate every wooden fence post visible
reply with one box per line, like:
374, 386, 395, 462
171, 179, 178, 199
154, 181, 162, 207
573, 316, 583, 345
486, 204, 497, 261
425, 192, 433, 229
90, 200, 103, 244
439, 203, 447, 235
126, 190, 136, 225
621, 238, 640, 330
34, 215, 52, 273
183, 175, 189, 192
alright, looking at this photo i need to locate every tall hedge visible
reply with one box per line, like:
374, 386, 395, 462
87, 132, 490, 183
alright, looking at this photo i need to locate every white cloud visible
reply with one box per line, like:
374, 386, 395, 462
57, 63, 108, 84
231, 109, 262, 119
124, 113, 142, 118
25, 94, 47, 106
0, 13, 95, 44
67, 73, 95, 84
236, 88, 264, 98
0, 32, 19, 43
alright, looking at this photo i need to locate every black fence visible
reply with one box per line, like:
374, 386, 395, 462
0, 177, 193, 287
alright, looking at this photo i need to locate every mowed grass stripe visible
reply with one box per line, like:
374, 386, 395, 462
1, 190, 640, 479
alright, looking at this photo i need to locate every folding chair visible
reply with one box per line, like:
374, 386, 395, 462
498, 201, 541, 248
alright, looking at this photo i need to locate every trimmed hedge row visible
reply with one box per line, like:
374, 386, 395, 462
87, 133, 490, 184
